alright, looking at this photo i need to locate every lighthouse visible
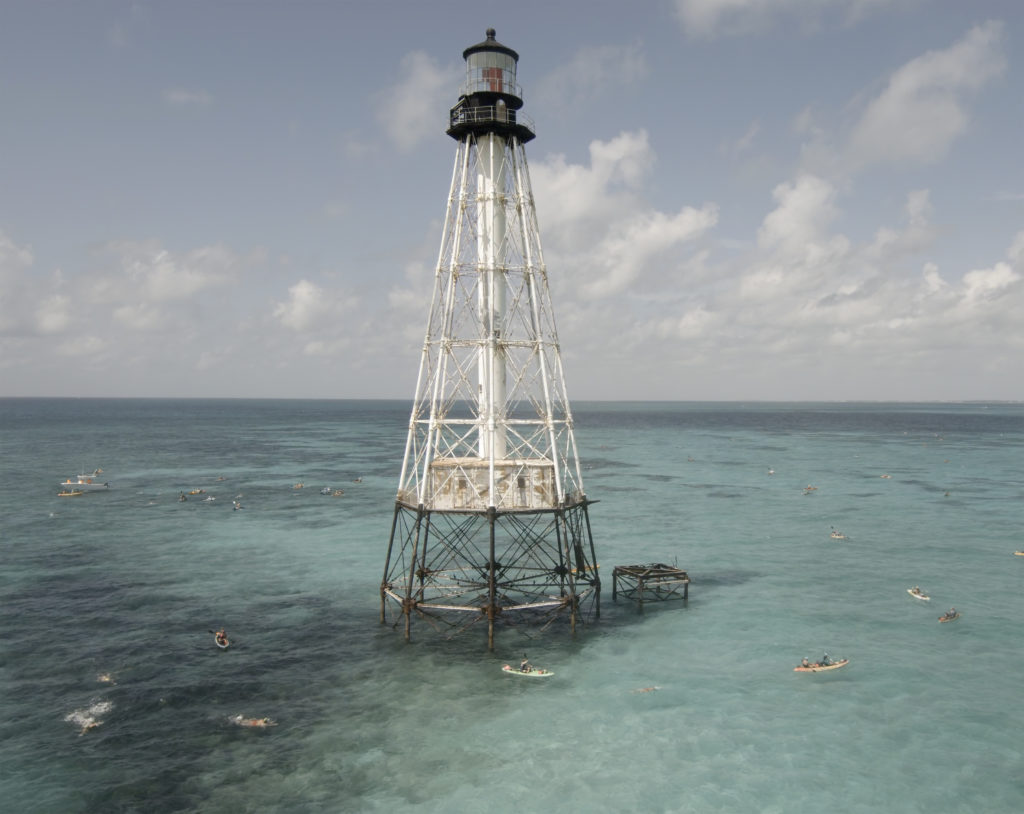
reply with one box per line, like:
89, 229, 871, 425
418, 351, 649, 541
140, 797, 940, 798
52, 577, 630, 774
380, 29, 600, 650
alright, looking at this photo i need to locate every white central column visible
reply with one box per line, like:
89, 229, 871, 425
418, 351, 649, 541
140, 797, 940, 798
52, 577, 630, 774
476, 133, 507, 464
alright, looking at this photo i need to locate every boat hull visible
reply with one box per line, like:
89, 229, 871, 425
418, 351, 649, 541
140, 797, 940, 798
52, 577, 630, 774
794, 659, 849, 673
502, 664, 553, 677
59, 480, 109, 491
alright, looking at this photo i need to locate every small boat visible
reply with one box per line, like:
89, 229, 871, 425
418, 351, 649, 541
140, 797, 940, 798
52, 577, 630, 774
215, 631, 230, 649
830, 529, 847, 540
794, 659, 848, 673
938, 611, 960, 623
1014, 551, 1024, 557
907, 587, 930, 601
502, 664, 553, 678
320, 487, 332, 495
188, 488, 206, 495
59, 470, 109, 491
57, 489, 85, 497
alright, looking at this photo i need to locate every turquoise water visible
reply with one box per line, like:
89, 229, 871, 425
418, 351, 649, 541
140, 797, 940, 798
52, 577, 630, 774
2, 399, 1022, 813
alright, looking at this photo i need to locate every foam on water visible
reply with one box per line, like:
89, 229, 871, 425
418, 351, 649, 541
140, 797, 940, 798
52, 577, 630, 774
2, 399, 1023, 813
63, 699, 114, 735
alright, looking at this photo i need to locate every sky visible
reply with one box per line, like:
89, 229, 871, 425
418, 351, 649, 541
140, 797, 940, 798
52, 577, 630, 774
1, 0, 1022, 401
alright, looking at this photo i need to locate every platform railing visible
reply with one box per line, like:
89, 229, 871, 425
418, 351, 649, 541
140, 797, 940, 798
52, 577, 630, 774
448, 105, 535, 133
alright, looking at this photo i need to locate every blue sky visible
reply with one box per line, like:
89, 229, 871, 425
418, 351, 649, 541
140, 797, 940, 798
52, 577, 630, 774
1, 0, 1021, 400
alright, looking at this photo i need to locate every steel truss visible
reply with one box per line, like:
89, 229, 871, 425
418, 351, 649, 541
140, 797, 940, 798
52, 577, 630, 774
381, 499, 600, 648
381, 131, 600, 648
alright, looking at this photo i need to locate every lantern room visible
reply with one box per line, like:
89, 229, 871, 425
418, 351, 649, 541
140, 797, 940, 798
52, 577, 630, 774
462, 28, 523, 108
448, 28, 534, 143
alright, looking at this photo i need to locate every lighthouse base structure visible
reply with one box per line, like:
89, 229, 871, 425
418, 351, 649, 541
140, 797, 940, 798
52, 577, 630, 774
381, 499, 600, 650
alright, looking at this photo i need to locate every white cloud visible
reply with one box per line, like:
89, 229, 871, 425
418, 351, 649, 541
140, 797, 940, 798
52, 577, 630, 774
673, 0, 908, 37
532, 131, 655, 234
580, 205, 719, 299
0, 230, 34, 269
721, 120, 760, 156
531, 130, 717, 299
867, 189, 937, 260
108, 241, 235, 302
113, 303, 166, 331
846, 21, 1005, 169
54, 335, 108, 357
0, 231, 38, 335
675, 0, 769, 36
302, 338, 353, 357
2, 236, 258, 388
961, 262, 1020, 304
920, 262, 946, 295
163, 88, 214, 107
107, 2, 149, 49
387, 259, 434, 342
535, 41, 648, 109
643, 163, 1023, 389
35, 295, 71, 334
657, 305, 719, 340
273, 279, 355, 333
375, 51, 461, 153
323, 201, 350, 220
1008, 231, 1024, 268
758, 174, 838, 252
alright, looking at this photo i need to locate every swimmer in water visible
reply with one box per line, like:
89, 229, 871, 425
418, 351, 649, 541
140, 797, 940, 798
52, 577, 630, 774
65, 700, 112, 735
230, 714, 277, 728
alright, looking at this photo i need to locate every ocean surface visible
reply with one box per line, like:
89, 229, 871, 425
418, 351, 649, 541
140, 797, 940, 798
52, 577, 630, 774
1, 398, 1023, 813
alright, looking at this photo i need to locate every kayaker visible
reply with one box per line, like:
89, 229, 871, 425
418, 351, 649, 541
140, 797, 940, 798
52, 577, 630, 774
800, 657, 811, 668
520, 655, 532, 672
215, 628, 228, 646
821, 653, 831, 666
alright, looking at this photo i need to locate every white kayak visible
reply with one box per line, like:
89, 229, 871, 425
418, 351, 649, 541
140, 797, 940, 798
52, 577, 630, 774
794, 659, 848, 673
502, 664, 553, 677
907, 588, 930, 601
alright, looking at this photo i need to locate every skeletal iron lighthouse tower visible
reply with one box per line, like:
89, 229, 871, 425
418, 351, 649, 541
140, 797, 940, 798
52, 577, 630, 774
380, 29, 600, 650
